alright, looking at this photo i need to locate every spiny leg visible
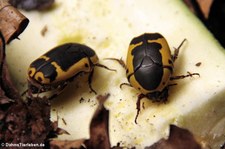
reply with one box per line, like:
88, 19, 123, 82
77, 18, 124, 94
87, 60, 116, 94
135, 94, 146, 124
26, 86, 43, 99
105, 58, 132, 90
119, 69, 140, 89
104, 58, 126, 69
170, 71, 200, 80
21, 89, 28, 97
36, 87, 43, 98
48, 82, 68, 100
95, 63, 116, 72
172, 39, 187, 62
167, 83, 177, 87
88, 69, 97, 95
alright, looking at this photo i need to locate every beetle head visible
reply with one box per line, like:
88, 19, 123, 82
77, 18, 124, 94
146, 87, 169, 102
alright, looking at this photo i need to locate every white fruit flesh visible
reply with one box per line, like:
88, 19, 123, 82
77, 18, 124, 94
6, 0, 225, 148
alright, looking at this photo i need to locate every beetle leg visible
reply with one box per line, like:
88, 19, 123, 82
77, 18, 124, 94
21, 89, 28, 97
167, 83, 177, 87
120, 82, 132, 89
36, 87, 43, 98
88, 69, 97, 95
135, 94, 146, 124
94, 63, 116, 72
172, 39, 187, 62
26, 87, 42, 99
170, 71, 200, 80
104, 57, 126, 69
48, 82, 68, 100
163, 65, 173, 72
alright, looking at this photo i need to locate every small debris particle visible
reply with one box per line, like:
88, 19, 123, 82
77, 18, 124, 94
142, 102, 145, 109
195, 62, 202, 67
79, 97, 85, 103
62, 118, 67, 125
41, 25, 48, 36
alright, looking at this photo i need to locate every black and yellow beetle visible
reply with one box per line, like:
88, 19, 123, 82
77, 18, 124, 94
27, 43, 114, 99
108, 33, 199, 123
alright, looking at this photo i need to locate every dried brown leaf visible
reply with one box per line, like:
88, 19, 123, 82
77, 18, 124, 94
50, 139, 86, 149
146, 125, 201, 149
84, 93, 111, 149
0, 0, 29, 43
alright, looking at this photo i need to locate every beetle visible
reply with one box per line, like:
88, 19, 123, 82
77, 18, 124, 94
27, 43, 115, 99
107, 33, 199, 123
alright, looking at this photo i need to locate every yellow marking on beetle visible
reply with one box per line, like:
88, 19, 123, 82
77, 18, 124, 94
129, 74, 150, 94
126, 37, 174, 94
147, 38, 173, 92
126, 41, 143, 77
28, 56, 49, 81
129, 68, 171, 94
147, 38, 172, 67
126, 41, 158, 94
39, 55, 50, 61
28, 67, 36, 77
35, 71, 50, 84
90, 55, 99, 65
158, 68, 171, 91
49, 55, 99, 84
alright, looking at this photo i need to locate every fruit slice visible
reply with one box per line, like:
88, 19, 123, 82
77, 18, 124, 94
6, 0, 225, 148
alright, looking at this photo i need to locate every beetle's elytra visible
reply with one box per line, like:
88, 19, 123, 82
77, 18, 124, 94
27, 43, 114, 99
126, 33, 174, 96
108, 33, 199, 123
28, 43, 98, 85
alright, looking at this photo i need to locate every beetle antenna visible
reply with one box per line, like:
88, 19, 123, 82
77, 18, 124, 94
95, 63, 116, 72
